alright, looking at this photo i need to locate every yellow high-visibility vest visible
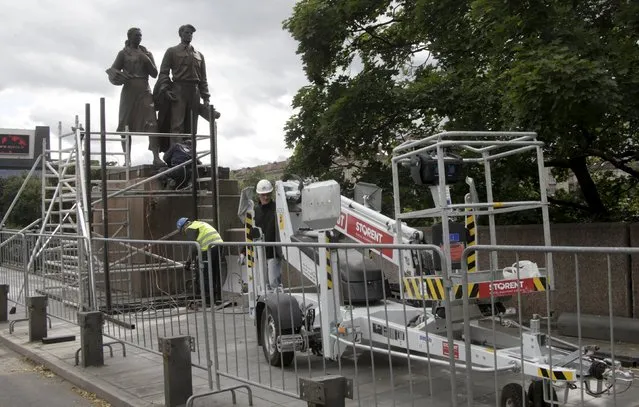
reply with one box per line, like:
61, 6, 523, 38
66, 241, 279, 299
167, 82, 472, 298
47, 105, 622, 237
187, 220, 223, 251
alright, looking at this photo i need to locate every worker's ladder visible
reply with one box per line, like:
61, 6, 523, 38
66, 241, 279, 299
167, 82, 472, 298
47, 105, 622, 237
36, 115, 138, 310
32, 120, 95, 309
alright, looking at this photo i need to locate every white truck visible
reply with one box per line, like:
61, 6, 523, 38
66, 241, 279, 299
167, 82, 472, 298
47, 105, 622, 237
238, 131, 633, 406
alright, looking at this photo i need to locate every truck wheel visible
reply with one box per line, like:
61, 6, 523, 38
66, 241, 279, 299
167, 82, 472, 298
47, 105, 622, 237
528, 380, 557, 407
261, 309, 294, 367
500, 382, 525, 407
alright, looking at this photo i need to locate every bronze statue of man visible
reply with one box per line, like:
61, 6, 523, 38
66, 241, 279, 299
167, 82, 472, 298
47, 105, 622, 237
106, 27, 164, 166
155, 24, 211, 137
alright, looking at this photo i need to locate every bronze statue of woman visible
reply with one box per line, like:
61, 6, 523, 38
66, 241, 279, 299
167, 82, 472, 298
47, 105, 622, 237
106, 27, 164, 166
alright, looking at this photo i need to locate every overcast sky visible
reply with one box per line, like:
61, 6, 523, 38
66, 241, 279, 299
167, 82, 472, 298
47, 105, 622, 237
0, 0, 306, 170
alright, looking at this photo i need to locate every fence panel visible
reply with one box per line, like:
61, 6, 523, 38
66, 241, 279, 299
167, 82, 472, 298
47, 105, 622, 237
208, 240, 469, 406
1, 231, 86, 324
5, 228, 639, 406
92, 237, 213, 387
22, 232, 88, 324
459, 245, 639, 407
0, 230, 29, 317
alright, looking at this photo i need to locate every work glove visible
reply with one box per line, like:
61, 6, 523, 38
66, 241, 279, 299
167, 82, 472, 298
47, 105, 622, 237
276, 246, 284, 260
185, 260, 192, 270
237, 253, 246, 266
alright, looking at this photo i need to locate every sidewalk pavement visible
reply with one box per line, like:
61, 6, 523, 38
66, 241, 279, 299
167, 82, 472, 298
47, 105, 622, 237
0, 305, 302, 407
3, 302, 639, 407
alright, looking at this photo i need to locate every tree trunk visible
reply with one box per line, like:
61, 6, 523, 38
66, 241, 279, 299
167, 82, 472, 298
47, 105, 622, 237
569, 156, 607, 217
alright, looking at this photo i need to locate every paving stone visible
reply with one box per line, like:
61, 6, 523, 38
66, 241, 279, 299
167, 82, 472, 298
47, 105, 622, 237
2, 266, 639, 406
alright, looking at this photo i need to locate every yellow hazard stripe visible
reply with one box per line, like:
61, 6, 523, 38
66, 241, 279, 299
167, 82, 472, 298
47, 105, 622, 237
467, 252, 477, 272
426, 279, 437, 299
454, 283, 479, 299
404, 277, 419, 299
454, 285, 462, 299
533, 277, 547, 291
404, 278, 417, 299
537, 367, 574, 382
470, 283, 479, 298
465, 218, 475, 228
245, 213, 254, 267
402, 277, 445, 300
435, 278, 445, 299
411, 278, 421, 299
465, 210, 476, 272
403, 278, 415, 299
325, 235, 332, 289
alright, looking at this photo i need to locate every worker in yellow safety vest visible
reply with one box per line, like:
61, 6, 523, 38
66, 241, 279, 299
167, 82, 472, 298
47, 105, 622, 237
177, 217, 224, 306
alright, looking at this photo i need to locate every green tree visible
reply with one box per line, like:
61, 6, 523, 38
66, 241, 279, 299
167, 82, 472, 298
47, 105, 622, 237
0, 173, 42, 228
283, 0, 639, 222
234, 168, 278, 193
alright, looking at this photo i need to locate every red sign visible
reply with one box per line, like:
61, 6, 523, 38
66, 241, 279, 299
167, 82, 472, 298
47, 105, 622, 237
0, 134, 29, 155
336, 211, 394, 259
443, 342, 459, 359
478, 278, 541, 298
337, 212, 347, 230
447, 243, 464, 262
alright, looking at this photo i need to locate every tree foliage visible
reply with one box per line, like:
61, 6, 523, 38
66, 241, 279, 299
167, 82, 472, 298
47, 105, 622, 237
234, 168, 278, 193
0, 174, 42, 228
283, 0, 639, 222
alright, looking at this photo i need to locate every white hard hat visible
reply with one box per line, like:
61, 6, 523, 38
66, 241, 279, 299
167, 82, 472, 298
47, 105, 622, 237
256, 179, 273, 194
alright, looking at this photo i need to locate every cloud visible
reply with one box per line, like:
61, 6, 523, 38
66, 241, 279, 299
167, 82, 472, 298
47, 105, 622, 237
0, 0, 307, 170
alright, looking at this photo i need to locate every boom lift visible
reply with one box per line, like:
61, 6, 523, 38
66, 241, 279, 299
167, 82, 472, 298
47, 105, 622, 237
238, 131, 633, 406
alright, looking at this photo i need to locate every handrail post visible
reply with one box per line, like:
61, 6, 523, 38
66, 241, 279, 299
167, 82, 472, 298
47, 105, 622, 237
190, 111, 198, 220
209, 104, 219, 231
85, 103, 92, 233
100, 97, 111, 312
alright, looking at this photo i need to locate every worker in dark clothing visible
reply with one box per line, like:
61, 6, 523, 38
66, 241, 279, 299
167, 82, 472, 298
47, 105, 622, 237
254, 179, 281, 287
162, 138, 200, 189
177, 217, 223, 305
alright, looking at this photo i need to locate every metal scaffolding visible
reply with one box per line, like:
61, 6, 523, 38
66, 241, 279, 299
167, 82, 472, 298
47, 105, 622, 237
4, 96, 221, 315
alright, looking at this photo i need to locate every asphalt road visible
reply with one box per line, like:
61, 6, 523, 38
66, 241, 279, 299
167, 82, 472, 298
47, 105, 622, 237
0, 343, 110, 407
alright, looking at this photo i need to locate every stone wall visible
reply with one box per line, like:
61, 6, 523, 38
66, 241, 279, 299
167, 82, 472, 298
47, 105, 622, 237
417, 222, 637, 318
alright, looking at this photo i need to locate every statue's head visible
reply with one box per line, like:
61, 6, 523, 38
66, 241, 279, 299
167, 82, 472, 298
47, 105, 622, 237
178, 24, 196, 44
126, 27, 142, 48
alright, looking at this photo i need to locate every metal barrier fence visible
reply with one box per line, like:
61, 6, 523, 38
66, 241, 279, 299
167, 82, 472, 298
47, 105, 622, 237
92, 237, 213, 387
3, 231, 639, 406
457, 245, 638, 407
0, 232, 213, 382
209, 240, 462, 406
24, 232, 91, 325
207, 240, 638, 407
0, 231, 29, 318
0, 230, 89, 324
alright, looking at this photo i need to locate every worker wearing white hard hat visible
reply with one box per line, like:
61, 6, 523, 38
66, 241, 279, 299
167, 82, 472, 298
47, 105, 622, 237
256, 179, 273, 194
254, 179, 281, 288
